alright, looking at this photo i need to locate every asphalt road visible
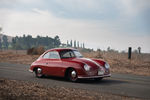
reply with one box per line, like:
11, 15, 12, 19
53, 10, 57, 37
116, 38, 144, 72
0, 62, 150, 99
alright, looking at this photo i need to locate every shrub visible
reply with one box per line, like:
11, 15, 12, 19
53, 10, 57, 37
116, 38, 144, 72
27, 46, 45, 55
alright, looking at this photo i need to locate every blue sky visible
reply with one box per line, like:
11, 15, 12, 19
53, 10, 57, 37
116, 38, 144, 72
0, 0, 150, 52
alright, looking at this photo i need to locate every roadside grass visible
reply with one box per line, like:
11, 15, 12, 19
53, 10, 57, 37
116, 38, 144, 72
0, 78, 141, 100
82, 51, 150, 76
0, 50, 150, 76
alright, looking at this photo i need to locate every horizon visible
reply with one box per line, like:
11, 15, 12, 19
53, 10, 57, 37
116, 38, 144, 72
0, 0, 150, 53
0, 33, 149, 53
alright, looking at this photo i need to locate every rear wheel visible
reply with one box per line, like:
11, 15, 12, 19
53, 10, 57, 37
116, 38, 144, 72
35, 68, 44, 78
67, 69, 78, 82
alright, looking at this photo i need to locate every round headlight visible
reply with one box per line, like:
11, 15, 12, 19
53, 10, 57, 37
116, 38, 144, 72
84, 64, 90, 71
105, 62, 110, 69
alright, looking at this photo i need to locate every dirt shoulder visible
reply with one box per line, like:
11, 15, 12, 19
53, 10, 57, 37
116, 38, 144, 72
0, 78, 141, 100
0, 50, 150, 76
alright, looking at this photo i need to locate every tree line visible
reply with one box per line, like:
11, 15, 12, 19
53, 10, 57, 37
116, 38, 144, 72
0, 35, 9, 50
0, 35, 61, 50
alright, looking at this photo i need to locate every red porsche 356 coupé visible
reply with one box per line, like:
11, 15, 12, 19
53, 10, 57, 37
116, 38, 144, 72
29, 48, 111, 82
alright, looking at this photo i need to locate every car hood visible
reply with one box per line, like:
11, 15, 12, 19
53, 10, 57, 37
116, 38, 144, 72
72, 58, 102, 69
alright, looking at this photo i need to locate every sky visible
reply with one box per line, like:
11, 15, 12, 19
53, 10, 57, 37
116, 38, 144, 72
0, 0, 150, 52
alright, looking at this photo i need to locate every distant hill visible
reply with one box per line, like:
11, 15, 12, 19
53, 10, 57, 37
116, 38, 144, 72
0, 34, 13, 42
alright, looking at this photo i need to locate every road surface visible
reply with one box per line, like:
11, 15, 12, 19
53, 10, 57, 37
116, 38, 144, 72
0, 62, 150, 99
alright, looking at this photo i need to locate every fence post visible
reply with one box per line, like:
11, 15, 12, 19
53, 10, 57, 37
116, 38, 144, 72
128, 47, 132, 59
138, 47, 141, 54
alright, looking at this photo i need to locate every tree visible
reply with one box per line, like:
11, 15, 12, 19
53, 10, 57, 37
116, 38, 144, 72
15, 42, 22, 50
77, 41, 79, 48
133, 49, 138, 53
11, 35, 62, 50
80, 43, 83, 48
97, 48, 101, 52
2, 35, 8, 49
26, 35, 33, 49
12, 38, 16, 49
0, 27, 2, 33
54, 35, 61, 47
107, 46, 110, 51
74, 40, 76, 48
83, 43, 85, 48
70, 40, 72, 47
67, 40, 69, 47
0, 27, 3, 50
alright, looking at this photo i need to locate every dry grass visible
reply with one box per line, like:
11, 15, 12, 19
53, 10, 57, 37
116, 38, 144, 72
0, 50, 150, 76
0, 50, 148, 99
0, 78, 141, 100
0, 50, 38, 65
82, 51, 150, 76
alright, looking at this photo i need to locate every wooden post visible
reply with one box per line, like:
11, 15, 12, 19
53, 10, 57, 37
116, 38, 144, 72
138, 47, 141, 54
128, 47, 132, 59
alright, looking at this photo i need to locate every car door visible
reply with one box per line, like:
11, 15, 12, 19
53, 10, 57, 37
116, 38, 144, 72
43, 51, 63, 76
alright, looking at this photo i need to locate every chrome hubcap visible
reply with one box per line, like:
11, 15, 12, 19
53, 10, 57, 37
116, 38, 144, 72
71, 70, 76, 78
37, 68, 42, 74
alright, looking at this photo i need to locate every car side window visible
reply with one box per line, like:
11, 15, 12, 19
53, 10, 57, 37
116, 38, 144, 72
49, 51, 60, 59
43, 51, 60, 59
43, 52, 50, 59
60, 51, 75, 58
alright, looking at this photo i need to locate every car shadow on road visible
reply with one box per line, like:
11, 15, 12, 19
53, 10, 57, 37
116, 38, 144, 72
77, 78, 128, 85
43, 76, 128, 85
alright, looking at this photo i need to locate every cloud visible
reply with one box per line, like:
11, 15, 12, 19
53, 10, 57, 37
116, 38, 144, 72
0, 0, 150, 52
0, 8, 149, 52
118, 0, 150, 17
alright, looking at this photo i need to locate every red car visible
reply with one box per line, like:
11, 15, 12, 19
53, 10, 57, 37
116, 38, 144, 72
29, 48, 111, 82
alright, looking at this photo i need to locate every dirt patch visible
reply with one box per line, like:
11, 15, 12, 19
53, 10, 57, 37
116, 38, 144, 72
0, 78, 141, 100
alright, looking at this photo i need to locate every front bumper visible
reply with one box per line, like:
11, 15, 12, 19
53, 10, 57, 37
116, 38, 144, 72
78, 74, 111, 79
29, 69, 33, 73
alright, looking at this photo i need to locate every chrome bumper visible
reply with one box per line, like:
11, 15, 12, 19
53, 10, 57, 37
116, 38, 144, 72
78, 74, 111, 79
29, 69, 33, 73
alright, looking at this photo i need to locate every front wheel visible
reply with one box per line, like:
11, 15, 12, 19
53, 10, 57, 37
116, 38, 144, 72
35, 68, 44, 78
67, 69, 78, 82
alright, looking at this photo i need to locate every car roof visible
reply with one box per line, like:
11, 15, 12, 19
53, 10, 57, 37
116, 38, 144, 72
46, 48, 78, 52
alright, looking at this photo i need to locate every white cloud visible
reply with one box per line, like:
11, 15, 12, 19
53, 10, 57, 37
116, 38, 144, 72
119, 0, 150, 16
0, 0, 17, 5
0, 0, 150, 52
0, 0, 40, 4
0, 8, 149, 52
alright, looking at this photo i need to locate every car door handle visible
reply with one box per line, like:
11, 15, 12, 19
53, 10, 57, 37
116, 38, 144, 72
46, 63, 48, 65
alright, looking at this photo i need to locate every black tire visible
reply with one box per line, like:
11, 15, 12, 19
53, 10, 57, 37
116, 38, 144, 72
35, 68, 44, 78
67, 68, 78, 82
94, 77, 103, 81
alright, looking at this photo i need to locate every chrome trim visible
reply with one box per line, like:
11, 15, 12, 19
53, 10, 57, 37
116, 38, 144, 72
78, 74, 111, 79
71, 70, 77, 78
29, 69, 33, 73
37, 68, 42, 73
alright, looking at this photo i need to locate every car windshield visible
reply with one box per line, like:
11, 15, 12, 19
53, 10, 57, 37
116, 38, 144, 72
60, 50, 83, 59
